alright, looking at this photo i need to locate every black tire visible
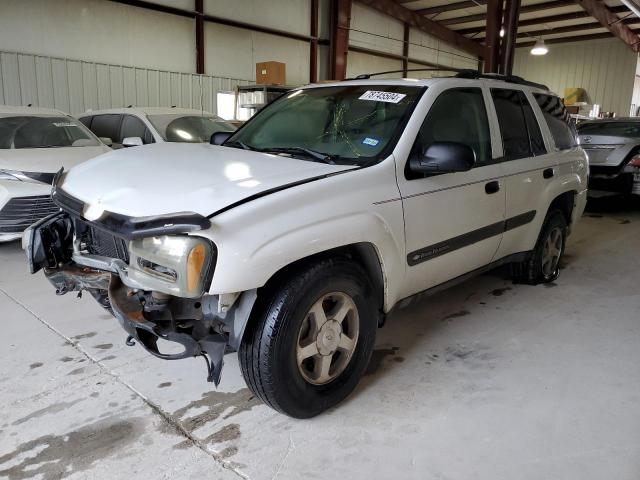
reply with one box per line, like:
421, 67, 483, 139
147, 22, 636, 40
512, 209, 567, 285
238, 258, 378, 418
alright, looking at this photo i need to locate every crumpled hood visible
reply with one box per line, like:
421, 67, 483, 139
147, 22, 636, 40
0, 146, 110, 174
61, 143, 357, 218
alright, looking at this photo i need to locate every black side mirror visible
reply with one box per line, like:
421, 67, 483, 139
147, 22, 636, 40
409, 141, 476, 176
210, 131, 233, 145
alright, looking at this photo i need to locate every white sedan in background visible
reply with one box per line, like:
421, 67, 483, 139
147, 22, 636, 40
0, 106, 110, 242
77, 107, 236, 148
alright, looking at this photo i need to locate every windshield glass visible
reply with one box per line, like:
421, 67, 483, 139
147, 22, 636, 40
226, 85, 424, 166
577, 121, 640, 138
147, 114, 235, 142
0, 116, 100, 149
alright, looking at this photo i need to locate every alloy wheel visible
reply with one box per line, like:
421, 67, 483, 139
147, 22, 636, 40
541, 226, 563, 278
296, 292, 360, 385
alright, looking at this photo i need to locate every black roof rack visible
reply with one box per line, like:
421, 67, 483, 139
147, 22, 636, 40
351, 67, 468, 80
454, 69, 549, 91
348, 67, 549, 91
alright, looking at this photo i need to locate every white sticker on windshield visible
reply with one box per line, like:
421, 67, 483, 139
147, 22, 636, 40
358, 91, 406, 103
52, 122, 77, 128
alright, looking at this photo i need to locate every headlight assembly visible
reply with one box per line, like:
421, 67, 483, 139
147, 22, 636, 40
128, 235, 215, 297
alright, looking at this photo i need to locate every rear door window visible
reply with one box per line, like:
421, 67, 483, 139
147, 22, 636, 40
521, 94, 546, 155
533, 94, 576, 150
491, 89, 533, 160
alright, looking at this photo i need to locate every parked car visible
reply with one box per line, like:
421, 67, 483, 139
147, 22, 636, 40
77, 107, 235, 148
0, 106, 110, 242
24, 72, 587, 417
577, 118, 640, 195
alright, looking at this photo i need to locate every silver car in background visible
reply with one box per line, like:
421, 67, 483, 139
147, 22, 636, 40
577, 118, 640, 195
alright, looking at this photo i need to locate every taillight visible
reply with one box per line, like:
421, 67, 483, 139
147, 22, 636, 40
629, 155, 640, 167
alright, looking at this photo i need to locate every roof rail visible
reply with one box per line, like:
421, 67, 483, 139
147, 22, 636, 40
351, 67, 470, 80
454, 69, 549, 91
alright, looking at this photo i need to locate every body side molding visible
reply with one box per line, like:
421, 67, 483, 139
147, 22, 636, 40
407, 210, 536, 266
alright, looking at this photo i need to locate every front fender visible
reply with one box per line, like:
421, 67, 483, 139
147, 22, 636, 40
197, 160, 406, 311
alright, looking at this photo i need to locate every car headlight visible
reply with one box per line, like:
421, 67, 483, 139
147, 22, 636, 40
128, 235, 215, 297
0, 169, 25, 181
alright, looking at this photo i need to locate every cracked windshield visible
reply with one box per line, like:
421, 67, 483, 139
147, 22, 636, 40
225, 85, 424, 166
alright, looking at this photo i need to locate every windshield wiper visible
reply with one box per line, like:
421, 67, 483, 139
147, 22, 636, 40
260, 147, 336, 164
224, 140, 252, 150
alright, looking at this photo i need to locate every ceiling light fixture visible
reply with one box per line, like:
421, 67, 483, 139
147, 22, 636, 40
530, 38, 549, 55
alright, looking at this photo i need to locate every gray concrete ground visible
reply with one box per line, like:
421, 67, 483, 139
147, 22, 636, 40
1, 197, 639, 480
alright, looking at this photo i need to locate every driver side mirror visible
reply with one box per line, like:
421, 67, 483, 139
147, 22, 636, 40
210, 131, 233, 145
122, 136, 143, 148
409, 141, 475, 176
99, 137, 113, 147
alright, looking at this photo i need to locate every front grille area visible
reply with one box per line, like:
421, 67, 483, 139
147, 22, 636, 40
0, 195, 59, 233
81, 224, 130, 263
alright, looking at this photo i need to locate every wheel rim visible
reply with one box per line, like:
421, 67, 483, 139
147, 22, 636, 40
541, 226, 563, 278
296, 292, 360, 386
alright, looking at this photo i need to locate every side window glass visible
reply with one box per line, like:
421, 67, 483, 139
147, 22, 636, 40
121, 115, 153, 144
519, 92, 546, 155
90, 114, 122, 144
411, 87, 492, 175
533, 94, 576, 150
78, 116, 92, 128
491, 89, 531, 160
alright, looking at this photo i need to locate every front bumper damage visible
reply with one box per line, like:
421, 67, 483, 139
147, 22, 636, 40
25, 210, 256, 386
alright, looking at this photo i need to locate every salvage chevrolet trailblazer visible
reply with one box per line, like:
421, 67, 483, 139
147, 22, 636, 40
24, 71, 588, 418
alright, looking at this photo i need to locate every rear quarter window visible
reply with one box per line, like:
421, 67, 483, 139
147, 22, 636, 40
533, 94, 576, 150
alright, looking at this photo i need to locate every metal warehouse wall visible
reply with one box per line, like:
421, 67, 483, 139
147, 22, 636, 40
346, 2, 478, 79
0, 51, 251, 116
513, 38, 637, 117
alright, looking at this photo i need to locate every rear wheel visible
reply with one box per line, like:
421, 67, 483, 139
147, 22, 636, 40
239, 258, 378, 418
512, 209, 567, 284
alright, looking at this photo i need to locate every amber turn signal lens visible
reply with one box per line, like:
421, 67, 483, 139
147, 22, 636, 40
186, 244, 207, 293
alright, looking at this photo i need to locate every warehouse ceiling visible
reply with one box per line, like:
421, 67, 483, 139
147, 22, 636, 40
394, 0, 640, 48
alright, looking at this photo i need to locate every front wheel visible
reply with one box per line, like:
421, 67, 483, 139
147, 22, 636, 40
238, 258, 378, 418
512, 209, 567, 284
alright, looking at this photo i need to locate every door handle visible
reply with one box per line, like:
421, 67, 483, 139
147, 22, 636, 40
485, 180, 500, 194
543, 168, 554, 179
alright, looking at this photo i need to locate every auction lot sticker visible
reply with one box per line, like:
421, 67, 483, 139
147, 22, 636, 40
359, 91, 406, 103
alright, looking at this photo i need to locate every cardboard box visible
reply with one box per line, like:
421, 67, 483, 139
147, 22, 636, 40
256, 61, 286, 85
564, 87, 586, 105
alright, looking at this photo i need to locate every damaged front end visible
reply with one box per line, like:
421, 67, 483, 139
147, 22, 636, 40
24, 206, 256, 386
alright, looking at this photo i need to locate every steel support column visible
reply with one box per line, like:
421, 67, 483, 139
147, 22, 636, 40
500, 0, 520, 74
310, 0, 319, 82
195, 0, 204, 74
330, 0, 352, 80
402, 23, 410, 76
484, 0, 503, 73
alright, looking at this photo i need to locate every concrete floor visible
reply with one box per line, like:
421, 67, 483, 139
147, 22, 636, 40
1, 197, 639, 480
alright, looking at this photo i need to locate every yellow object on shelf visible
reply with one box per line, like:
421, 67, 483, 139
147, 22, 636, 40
564, 88, 585, 105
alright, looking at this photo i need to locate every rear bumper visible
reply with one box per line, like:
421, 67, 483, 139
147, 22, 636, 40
588, 170, 637, 194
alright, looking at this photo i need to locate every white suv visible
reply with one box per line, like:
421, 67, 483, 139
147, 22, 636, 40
25, 72, 588, 418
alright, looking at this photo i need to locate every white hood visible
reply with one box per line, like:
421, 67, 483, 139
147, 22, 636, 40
61, 143, 357, 217
0, 146, 110, 173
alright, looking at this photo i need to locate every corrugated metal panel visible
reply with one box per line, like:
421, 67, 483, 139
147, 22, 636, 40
0, 50, 251, 115
513, 38, 636, 116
